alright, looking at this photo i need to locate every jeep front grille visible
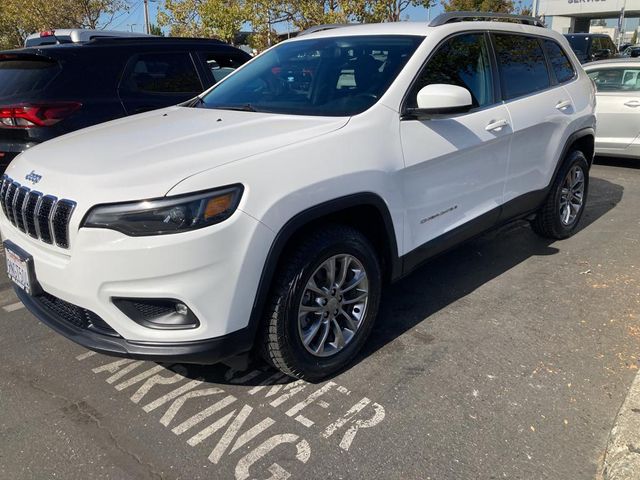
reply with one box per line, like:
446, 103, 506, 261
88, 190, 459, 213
0, 175, 76, 249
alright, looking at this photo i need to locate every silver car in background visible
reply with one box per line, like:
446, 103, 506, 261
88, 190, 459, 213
585, 59, 640, 158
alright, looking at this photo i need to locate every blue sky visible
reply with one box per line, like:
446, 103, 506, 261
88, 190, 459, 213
107, 0, 533, 34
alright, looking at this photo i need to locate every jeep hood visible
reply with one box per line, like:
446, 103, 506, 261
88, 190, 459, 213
6, 106, 349, 203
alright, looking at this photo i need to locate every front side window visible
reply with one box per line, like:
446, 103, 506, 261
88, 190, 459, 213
121, 52, 202, 94
542, 40, 575, 83
588, 68, 640, 92
199, 35, 423, 116
407, 33, 493, 109
493, 34, 550, 100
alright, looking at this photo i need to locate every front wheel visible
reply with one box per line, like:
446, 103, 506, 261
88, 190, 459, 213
532, 150, 589, 239
261, 225, 381, 381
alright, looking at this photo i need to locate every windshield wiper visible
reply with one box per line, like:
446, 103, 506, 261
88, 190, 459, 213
183, 96, 205, 108
212, 104, 259, 113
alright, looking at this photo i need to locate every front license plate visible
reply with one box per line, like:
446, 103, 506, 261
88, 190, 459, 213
5, 242, 34, 295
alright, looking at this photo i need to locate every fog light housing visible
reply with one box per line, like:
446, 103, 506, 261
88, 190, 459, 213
113, 298, 200, 330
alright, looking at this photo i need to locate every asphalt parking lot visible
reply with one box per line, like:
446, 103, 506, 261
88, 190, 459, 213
1, 160, 639, 480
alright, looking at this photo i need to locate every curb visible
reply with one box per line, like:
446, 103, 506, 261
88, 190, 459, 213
602, 371, 640, 480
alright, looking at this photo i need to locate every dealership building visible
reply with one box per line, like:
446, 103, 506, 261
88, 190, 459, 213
536, 0, 636, 34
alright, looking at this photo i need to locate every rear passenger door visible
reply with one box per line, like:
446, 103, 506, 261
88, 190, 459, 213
118, 51, 205, 115
494, 34, 576, 210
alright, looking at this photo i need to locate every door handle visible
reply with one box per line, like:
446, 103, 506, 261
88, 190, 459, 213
485, 119, 509, 132
555, 100, 572, 110
624, 100, 640, 107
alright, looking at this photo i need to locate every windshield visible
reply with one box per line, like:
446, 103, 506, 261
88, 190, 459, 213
565, 36, 589, 57
199, 35, 423, 116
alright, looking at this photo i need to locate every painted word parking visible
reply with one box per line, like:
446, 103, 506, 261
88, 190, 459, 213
77, 351, 385, 480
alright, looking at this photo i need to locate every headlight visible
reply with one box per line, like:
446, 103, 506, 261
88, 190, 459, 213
82, 184, 243, 236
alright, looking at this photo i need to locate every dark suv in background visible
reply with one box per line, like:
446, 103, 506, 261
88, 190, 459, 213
564, 33, 619, 63
0, 37, 251, 171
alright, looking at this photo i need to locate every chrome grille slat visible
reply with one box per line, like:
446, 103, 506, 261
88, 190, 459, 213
23, 191, 41, 238
0, 175, 75, 249
5, 182, 18, 225
0, 176, 9, 219
14, 187, 29, 232
51, 200, 76, 249
37, 196, 56, 245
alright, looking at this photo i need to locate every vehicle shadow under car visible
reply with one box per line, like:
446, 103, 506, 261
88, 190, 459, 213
174, 174, 624, 385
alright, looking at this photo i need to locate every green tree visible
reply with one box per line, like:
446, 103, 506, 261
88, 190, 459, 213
441, 0, 514, 14
514, 0, 532, 16
158, 0, 286, 46
149, 23, 164, 36
158, 0, 437, 52
285, 0, 350, 30
157, 0, 209, 37
352, 0, 434, 22
0, 0, 128, 49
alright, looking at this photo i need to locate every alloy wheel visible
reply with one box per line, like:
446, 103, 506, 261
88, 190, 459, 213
297, 254, 369, 358
559, 165, 585, 226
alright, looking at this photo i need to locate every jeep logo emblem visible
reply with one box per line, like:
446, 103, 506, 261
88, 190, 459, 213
25, 170, 42, 184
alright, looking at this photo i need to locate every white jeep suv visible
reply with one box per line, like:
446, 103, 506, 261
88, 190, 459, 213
1, 13, 596, 380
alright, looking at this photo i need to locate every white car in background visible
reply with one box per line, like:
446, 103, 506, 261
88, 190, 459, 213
585, 59, 640, 158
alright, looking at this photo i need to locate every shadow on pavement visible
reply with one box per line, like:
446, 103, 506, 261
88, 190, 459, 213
595, 156, 640, 170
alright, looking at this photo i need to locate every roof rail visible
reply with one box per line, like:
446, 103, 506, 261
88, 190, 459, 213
297, 24, 357, 37
88, 36, 224, 45
429, 11, 546, 28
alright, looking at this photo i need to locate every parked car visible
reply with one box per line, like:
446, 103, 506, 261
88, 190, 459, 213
623, 45, 640, 57
565, 33, 618, 63
1, 13, 596, 380
584, 58, 640, 158
0, 36, 251, 171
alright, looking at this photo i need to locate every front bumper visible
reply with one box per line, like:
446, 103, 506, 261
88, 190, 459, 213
16, 286, 253, 364
1, 206, 275, 351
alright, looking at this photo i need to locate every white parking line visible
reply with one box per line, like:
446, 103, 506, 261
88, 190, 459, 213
2, 301, 24, 312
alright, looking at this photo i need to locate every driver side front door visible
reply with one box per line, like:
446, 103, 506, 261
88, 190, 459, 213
399, 32, 511, 264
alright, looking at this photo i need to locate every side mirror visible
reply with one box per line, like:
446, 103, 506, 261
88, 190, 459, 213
408, 84, 473, 117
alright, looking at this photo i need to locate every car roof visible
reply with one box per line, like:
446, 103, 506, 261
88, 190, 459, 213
584, 57, 640, 68
1, 37, 246, 58
290, 20, 564, 41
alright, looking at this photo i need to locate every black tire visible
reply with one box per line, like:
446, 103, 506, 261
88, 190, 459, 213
261, 225, 382, 381
532, 150, 589, 239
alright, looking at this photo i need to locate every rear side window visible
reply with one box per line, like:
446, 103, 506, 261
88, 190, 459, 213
542, 40, 575, 83
120, 52, 202, 94
408, 33, 494, 108
587, 68, 640, 91
493, 34, 550, 100
0, 59, 61, 99
200, 52, 246, 84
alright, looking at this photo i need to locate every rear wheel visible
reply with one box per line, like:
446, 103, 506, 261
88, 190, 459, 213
262, 225, 381, 381
532, 150, 589, 239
